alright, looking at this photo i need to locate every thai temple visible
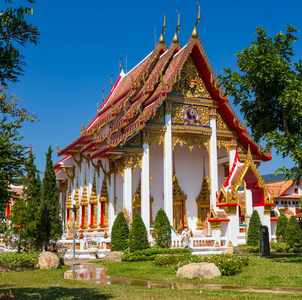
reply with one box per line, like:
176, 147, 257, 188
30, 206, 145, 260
54, 8, 276, 256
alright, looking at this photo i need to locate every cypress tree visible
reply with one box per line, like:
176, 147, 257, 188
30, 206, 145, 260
154, 208, 171, 248
40, 146, 62, 249
22, 154, 42, 250
128, 212, 149, 252
275, 212, 288, 241
111, 212, 129, 251
247, 210, 262, 247
5, 197, 28, 252
285, 216, 302, 252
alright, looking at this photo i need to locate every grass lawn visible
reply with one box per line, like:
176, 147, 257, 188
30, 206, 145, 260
0, 253, 302, 299
99, 253, 302, 288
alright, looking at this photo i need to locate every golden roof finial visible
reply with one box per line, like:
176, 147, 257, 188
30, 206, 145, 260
119, 55, 123, 72
192, 2, 201, 38
159, 13, 166, 43
102, 88, 105, 102
110, 73, 113, 88
173, 11, 180, 43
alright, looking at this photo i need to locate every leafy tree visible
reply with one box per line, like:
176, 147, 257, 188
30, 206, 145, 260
111, 212, 129, 251
218, 25, 302, 183
154, 208, 171, 248
0, 87, 35, 207
128, 212, 149, 252
5, 197, 28, 252
0, 0, 40, 85
22, 154, 42, 250
247, 210, 262, 247
285, 216, 302, 252
40, 146, 62, 249
275, 212, 288, 241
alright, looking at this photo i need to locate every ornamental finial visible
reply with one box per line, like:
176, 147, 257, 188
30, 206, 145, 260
172, 11, 180, 43
191, 2, 201, 38
110, 73, 113, 88
102, 88, 105, 102
119, 55, 123, 72
159, 13, 166, 43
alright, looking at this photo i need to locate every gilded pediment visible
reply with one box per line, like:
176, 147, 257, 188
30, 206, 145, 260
171, 56, 211, 99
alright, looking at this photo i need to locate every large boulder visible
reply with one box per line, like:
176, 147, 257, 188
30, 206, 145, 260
176, 262, 221, 280
104, 251, 124, 263
38, 251, 60, 269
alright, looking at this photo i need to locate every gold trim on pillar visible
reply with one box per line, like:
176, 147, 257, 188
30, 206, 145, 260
89, 174, 98, 228
99, 177, 109, 228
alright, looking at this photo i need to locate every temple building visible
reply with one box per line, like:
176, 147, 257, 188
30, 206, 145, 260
54, 10, 275, 254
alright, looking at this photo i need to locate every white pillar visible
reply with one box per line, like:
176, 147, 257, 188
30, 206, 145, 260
141, 142, 150, 233
228, 206, 239, 246
210, 116, 218, 208
164, 109, 173, 225
108, 171, 115, 231
123, 166, 133, 220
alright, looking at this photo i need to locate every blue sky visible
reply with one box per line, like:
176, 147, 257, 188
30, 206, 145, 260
7, 0, 302, 176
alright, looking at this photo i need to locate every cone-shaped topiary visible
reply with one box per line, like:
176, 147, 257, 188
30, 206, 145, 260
285, 216, 302, 252
275, 212, 288, 241
154, 208, 171, 248
111, 212, 129, 251
247, 210, 262, 247
128, 212, 149, 252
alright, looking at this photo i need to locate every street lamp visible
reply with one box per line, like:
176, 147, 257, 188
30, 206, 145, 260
72, 201, 78, 260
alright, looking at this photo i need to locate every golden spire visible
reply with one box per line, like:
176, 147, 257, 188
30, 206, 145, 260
119, 55, 123, 72
172, 11, 180, 43
102, 88, 105, 102
110, 73, 113, 88
159, 13, 166, 43
192, 2, 201, 38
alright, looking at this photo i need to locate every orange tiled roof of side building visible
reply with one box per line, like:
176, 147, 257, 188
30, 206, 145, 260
266, 179, 294, 197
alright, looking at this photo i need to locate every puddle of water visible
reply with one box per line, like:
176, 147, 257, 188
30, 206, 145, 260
61, 264, 302, 294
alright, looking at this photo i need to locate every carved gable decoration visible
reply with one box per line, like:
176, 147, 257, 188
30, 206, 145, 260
171, 56, 211, 99
217, 112, 232, 132
147, 104, 164, 124
122, 132, 142, 148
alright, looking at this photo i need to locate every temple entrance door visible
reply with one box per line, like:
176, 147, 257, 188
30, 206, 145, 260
173, 201, 183, 233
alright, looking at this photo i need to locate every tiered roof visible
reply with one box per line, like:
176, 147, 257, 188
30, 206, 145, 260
54, 14, 271, 171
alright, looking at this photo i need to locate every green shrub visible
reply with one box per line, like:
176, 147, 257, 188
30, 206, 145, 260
122, 247, 190, 262
247, 210, 262, 247
235, 245, 259, 253
285, 216, 302, 252
270, 242, 289, 253
0, 252, 39, 271
153, 253, 249, 276
154, 208, 171, 248
275, 213, 288, 240
128, 212, 149, 252
111, 212, 129, 251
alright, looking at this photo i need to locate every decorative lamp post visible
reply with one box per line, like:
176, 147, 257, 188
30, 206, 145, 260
72, 201, 77, 260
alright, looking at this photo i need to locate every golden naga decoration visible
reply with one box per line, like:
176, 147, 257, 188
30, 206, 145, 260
158, 13, 166, 44
71, 151, 83, 172
172, 56, 210, 99
172, 11, 180, 44
196, 160, 210, 230
56, 144, 60, 153
97, 102, 100, 113
99, 177, 109, 228
132, 179, 154, 224
192, 2, 201, 38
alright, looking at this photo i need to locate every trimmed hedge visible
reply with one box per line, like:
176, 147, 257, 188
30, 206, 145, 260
154, 208, 171, 248
111, 212, 129, 251
247, 210, 262, 247
122, 247, 190, 262
285, 216, 302, 252
0, 252, 39, 271
275, 213, 288, 240
128, 213, 149, 252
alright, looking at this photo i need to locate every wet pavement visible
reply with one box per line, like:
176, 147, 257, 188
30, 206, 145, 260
62, 261, 302, 294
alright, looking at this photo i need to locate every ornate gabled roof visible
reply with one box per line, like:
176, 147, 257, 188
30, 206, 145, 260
56, 17, 272, 165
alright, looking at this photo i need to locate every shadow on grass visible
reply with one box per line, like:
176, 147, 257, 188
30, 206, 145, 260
0, 286, 113, 299
266, 253, 302, 263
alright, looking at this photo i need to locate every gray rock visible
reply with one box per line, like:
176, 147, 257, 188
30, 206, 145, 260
104, 251, 124, 262
176, 262, 221, 280
38, 251, 60, 269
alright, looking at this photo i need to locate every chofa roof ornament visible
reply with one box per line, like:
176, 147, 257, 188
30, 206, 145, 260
158, 13, 166, 44
172, 11, 180, 43
191, 2, 201, 38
